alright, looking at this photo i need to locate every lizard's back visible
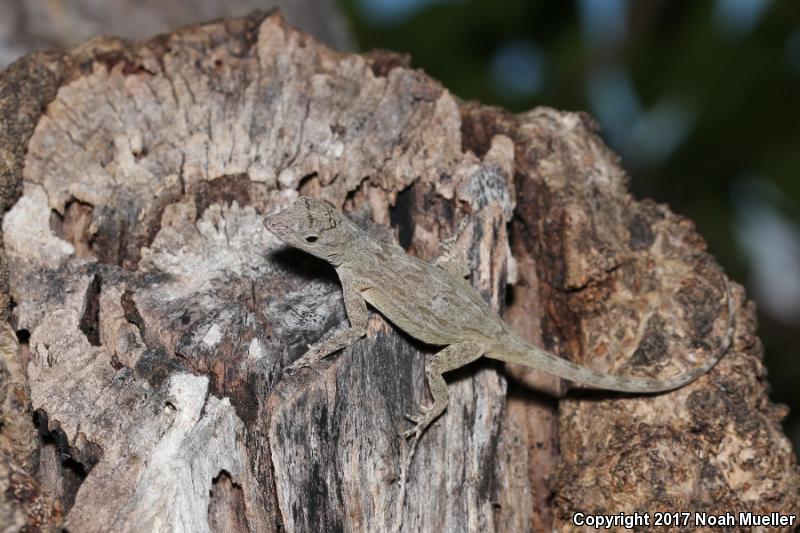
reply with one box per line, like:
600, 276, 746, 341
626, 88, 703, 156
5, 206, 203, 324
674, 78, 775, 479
342, 242, 507, 346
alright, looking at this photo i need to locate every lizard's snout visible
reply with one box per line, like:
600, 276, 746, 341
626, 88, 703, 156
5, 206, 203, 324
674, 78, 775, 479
263, 213, 292, 241
263, 215, 282, 233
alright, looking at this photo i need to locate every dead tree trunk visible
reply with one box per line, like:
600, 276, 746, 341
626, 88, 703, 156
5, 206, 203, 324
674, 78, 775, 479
0, 11, 797, 532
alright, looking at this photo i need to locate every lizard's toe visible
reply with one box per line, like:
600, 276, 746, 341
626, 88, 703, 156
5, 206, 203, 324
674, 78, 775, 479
399, 414, 433, 439
399, 414, 423, 438
399, 403, 438, 438
398, 425, 422, 439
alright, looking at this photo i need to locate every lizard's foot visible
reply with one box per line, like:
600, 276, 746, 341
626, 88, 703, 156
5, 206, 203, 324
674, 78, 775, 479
398, 422, 422, 440
398, 405, 434, 439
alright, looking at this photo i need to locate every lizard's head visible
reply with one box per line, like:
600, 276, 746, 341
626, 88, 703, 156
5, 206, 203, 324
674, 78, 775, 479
263, 197, 355, 264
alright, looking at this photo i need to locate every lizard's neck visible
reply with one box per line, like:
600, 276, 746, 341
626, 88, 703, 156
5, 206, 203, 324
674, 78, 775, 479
335, 233, 388, 270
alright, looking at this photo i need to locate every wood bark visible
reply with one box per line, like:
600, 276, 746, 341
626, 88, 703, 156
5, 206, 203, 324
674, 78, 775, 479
0, 11, 797, 532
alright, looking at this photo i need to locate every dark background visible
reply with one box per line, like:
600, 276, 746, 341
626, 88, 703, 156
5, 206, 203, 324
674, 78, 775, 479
339, 0, 800, 452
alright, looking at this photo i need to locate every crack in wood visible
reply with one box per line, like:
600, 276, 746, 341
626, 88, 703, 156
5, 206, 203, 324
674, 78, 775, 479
78, 275, 101, 347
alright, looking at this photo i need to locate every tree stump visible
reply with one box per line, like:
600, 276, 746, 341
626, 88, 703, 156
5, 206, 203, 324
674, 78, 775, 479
0, 11, 797, 532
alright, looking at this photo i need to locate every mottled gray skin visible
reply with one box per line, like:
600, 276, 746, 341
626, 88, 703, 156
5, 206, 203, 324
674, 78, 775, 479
264, 197, 735, 442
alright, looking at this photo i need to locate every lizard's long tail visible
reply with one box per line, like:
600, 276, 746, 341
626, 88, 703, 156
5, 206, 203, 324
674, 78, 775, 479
494, 278, 735, 394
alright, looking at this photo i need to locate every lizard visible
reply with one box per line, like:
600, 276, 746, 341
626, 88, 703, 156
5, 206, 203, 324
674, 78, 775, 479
263, 196, 735, 521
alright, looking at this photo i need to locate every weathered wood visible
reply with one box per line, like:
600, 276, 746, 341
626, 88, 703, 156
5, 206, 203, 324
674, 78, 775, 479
0, 11, 797, 532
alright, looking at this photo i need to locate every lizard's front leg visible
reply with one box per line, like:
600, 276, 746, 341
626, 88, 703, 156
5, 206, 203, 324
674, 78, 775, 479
401, 341, 488, 439
286, 279, 368, 372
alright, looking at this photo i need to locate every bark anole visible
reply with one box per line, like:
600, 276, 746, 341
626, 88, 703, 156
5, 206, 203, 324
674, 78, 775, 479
263, 196, 734, 521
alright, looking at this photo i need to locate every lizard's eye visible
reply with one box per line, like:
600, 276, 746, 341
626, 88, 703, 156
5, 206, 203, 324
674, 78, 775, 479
304, 235, 318, 243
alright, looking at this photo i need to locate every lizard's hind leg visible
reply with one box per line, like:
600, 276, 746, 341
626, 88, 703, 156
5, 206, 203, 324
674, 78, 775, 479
400, 341, 488, 440
394, 341, 488, 532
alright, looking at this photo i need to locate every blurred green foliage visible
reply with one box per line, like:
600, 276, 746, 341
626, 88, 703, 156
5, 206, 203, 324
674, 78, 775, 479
340, 0, 800, 451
